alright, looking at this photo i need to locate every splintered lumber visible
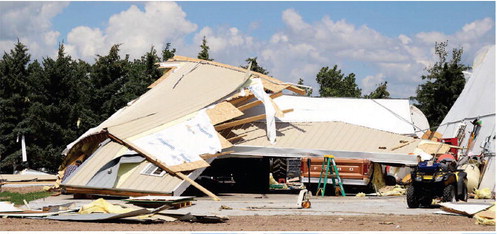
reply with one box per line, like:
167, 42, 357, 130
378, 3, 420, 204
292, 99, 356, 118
200, 151, 234, 160
215, 109, 294, 131
237, 92, 283, 111
229, 94, 254, 106
206, 101, 244, 125
105, 130, 221, 201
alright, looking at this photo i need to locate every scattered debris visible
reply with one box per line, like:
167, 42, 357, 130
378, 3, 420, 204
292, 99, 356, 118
158, 211, 229, 223
0, 201, 23, 213
355, 192, 366, 197
439, 202, 492, 216
219, 205, 233, 210
474, 188, 493, 199
124, 196, 194, 209
474, 203, 495, 225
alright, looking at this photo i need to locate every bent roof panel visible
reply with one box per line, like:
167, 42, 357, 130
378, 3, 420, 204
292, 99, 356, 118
244, 95, 417, 135
99, 62, 250, 139
225, 121, 420, 154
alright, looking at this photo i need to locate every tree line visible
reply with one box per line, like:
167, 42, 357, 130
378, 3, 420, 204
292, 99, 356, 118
0, 38, 467, 173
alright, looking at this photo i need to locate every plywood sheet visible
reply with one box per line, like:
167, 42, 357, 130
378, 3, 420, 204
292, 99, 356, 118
206, 101, 244, 125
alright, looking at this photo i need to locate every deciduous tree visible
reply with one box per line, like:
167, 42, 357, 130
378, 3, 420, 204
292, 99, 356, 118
414, 41, 469, 127
316, 65, 361, 97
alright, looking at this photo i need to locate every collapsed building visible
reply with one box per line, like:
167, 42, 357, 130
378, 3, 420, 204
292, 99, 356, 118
58, 56, 451, 198
436, 45, 496, 193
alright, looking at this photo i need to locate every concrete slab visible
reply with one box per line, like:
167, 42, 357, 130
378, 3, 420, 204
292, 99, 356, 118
24, 193, 496, 217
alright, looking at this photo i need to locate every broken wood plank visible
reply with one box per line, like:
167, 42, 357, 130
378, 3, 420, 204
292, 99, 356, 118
229, 94, 254, 107
226, 134, 247, 142
200, 151, 234, 160
206, 101, 244, 125
237, 92, 283, 111
175, 172, 220, 201
215, 109, 293, 131
105, 130, 221, 201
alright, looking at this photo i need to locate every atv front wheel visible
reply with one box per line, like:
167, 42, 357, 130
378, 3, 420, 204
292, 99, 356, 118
406, 185, 420, 208
442, 184, 456, 202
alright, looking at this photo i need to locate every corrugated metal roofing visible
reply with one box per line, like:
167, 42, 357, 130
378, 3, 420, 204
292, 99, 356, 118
224, 121, 421, 154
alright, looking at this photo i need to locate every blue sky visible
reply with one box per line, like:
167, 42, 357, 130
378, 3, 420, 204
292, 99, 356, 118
1, 1, 495, 98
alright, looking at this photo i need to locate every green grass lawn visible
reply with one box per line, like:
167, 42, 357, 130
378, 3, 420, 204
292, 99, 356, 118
0, 191, 52, 205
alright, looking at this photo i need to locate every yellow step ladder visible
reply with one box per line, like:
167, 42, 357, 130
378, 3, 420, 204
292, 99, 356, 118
316, 155, 346, 196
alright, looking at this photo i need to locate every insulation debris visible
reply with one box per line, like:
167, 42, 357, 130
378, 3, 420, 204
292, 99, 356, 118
474, 188, 494, 199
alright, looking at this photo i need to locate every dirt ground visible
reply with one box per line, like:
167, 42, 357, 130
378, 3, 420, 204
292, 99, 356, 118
0, 214, 494, 231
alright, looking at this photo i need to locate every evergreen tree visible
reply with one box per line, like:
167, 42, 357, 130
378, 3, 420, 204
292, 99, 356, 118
89, 44, 131, 121
316, 65, 362, 97
197, 36, 213, 61
121, 46, 162, 102
414, 41, 469, 128
0, 41, 33, 172
162, 42, 176, 61
364, 81, 390, 99
297, 78, 313, 96
23, 44, 91, 171
241, 57, 269, 75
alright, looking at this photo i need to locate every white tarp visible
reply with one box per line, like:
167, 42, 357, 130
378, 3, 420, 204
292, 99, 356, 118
247, 78, 276, 143
246, 95, 421, 135
132, 109, 221, 167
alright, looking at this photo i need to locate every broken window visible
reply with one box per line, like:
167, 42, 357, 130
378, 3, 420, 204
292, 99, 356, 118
141, 163, 167, 177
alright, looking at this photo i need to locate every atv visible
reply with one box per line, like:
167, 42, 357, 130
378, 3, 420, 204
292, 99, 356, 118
406, 158, 468, 208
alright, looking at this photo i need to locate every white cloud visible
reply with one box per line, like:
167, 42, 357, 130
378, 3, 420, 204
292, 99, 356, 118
0, 2, 68, 58
66, 2, 197, 60
244, 9, 494, 98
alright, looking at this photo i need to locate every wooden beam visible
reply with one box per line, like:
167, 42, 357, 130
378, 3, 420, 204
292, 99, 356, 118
237, 92, 283, 111
286, 85, 306, 95
229, 94, 254, 106
215, 109, 293, 131
226, 134, 247, 142
105, 130, 221, 201
200, 151, 234, 160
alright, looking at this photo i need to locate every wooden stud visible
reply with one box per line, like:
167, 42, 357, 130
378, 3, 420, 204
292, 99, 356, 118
226, 134, 247, 142
215, 109, 293, 131
200, 151, 235, 160
237, 92, 283, 111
